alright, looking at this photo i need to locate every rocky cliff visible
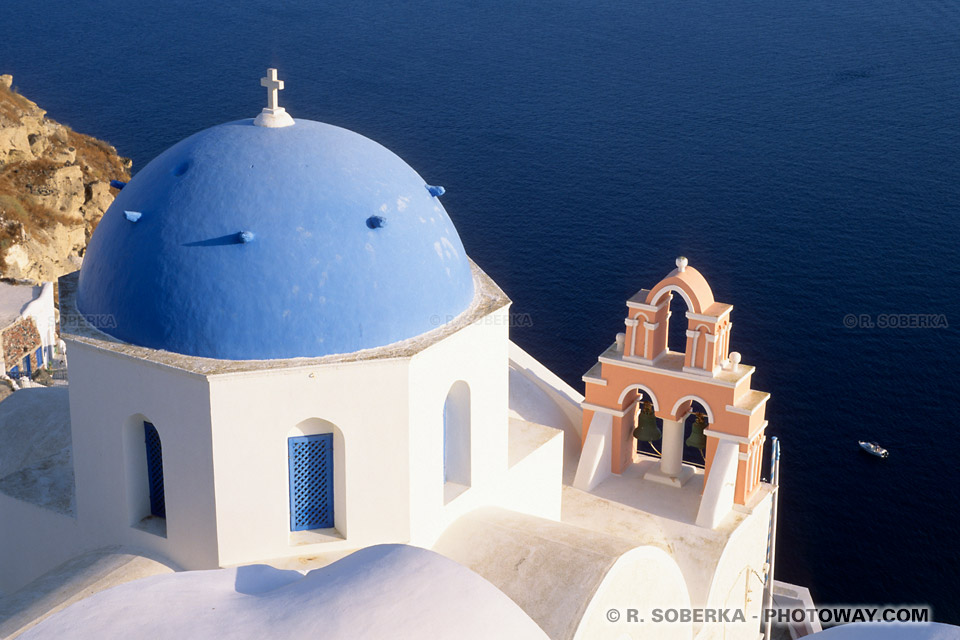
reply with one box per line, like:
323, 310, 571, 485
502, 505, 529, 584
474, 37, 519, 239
0, 75, 131, 283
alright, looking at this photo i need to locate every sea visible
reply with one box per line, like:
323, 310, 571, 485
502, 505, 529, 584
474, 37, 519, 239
2, 0, 958, 624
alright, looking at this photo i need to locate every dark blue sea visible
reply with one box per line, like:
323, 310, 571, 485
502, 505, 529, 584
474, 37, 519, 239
3, 0, 958, 624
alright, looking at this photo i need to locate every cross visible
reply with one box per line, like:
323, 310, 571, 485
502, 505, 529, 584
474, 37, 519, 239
261, 68, 284, 110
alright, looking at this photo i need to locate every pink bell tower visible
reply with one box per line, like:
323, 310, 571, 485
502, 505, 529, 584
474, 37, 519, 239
576, 258, 770, 528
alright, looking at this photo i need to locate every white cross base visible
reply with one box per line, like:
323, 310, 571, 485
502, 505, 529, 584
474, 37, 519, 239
254, 106, 294, 128
253, 68, 295, 128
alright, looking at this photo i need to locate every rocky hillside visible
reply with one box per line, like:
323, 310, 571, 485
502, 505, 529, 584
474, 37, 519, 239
0, 75, 131, 283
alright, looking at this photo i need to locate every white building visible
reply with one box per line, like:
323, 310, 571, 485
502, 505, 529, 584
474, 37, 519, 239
0, 281, 56, 379
0, 71, 788, 640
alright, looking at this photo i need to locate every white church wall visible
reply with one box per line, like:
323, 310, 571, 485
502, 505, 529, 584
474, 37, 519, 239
573, 545, 692, 640
65, 340, 220, 572
501, 418, 563, 519
406, 306, 511, 546
699, 491, 773, 640
206, 357, 411, 567
507, 340, 584, 436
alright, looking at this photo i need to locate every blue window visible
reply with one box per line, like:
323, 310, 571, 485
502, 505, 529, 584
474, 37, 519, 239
23, 354, 31, 377
144, 422, 166, 518
288, 433, 334, 531
35, 347, 43, 368
8, 365, 18, 377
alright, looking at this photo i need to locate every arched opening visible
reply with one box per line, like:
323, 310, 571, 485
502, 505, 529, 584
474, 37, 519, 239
443, 381, 471, 503
634, 395, 713, 470
287, 418, 344, 534
633, 395, 663, 459
665, 292, 691, 356
646, 284, 698, 362
675, 397, 713, 467
124, 415, 166, 537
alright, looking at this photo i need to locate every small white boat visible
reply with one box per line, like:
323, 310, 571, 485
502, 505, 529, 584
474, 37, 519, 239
859, 441, 889, 458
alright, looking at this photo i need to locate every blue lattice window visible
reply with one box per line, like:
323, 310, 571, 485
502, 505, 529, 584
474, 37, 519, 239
144, 422, 166, 518
288, 433, 334, 531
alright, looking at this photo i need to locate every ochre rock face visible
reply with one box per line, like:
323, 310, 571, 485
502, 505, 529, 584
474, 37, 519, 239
0, 75, 131, 283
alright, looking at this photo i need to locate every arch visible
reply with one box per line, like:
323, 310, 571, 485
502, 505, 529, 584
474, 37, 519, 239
443, 381, 471, 495
649, 284, 695, 314
670, 395, 715, 423
287, 418, 345, 533
123, 414, 166, 536
617, 383, 660, 411
644, 266, 717, 315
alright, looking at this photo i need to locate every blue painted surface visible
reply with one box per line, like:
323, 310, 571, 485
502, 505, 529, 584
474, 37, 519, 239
144, 422, 166, 519
288, 434, 334, 531
77, 119, 475, 360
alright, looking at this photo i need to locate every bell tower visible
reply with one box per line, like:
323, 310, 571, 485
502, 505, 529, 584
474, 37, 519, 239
575, 258, 770, 529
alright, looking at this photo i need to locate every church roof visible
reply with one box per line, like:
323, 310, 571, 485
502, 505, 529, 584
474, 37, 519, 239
18, 545, 549, 640
76, 118, 475, 360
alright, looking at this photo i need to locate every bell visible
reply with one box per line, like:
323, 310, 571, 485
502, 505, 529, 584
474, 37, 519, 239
633, 401, 662, 442
685, 412, 707, 451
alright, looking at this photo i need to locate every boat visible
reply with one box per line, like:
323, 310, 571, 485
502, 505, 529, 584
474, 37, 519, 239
858, 441, 889, 458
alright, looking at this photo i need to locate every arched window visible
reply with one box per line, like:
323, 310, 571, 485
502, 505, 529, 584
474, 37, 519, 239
124, 417, 166, 536
287, 419, 344, 536
143, 422, 166, 518
443, 381, 471, 501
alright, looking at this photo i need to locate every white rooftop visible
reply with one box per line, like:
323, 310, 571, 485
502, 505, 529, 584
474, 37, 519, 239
0, 283, 42, 329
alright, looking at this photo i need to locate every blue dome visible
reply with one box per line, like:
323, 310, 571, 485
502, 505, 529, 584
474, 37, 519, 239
77, 119, 475, 360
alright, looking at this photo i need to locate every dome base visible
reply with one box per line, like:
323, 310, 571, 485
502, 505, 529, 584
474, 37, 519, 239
254, 108, 295, 128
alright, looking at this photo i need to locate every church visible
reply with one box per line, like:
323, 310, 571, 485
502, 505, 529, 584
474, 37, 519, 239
0, 70, 796, 640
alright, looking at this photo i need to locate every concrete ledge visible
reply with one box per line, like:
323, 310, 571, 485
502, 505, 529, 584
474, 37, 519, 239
643, 463, 695, 488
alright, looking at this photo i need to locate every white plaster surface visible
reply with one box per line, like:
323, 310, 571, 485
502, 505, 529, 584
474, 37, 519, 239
434, 507, 690, 640
0, 547, 176, 639
696, 439, 739, 529
573, 411, 611, 491
0, 387, 73, 515
561, 468, 773, 640
0, 283, 42, 329
19, 545, 549, 640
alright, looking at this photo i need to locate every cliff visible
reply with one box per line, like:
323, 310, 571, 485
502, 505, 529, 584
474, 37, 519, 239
0, 74, 131, 283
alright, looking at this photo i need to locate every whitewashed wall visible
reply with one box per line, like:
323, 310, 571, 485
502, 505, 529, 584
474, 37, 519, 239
48, 302, 562, 575
407, 305, 512, 545
65, 340, 220, 571
207, 357, 411, 566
